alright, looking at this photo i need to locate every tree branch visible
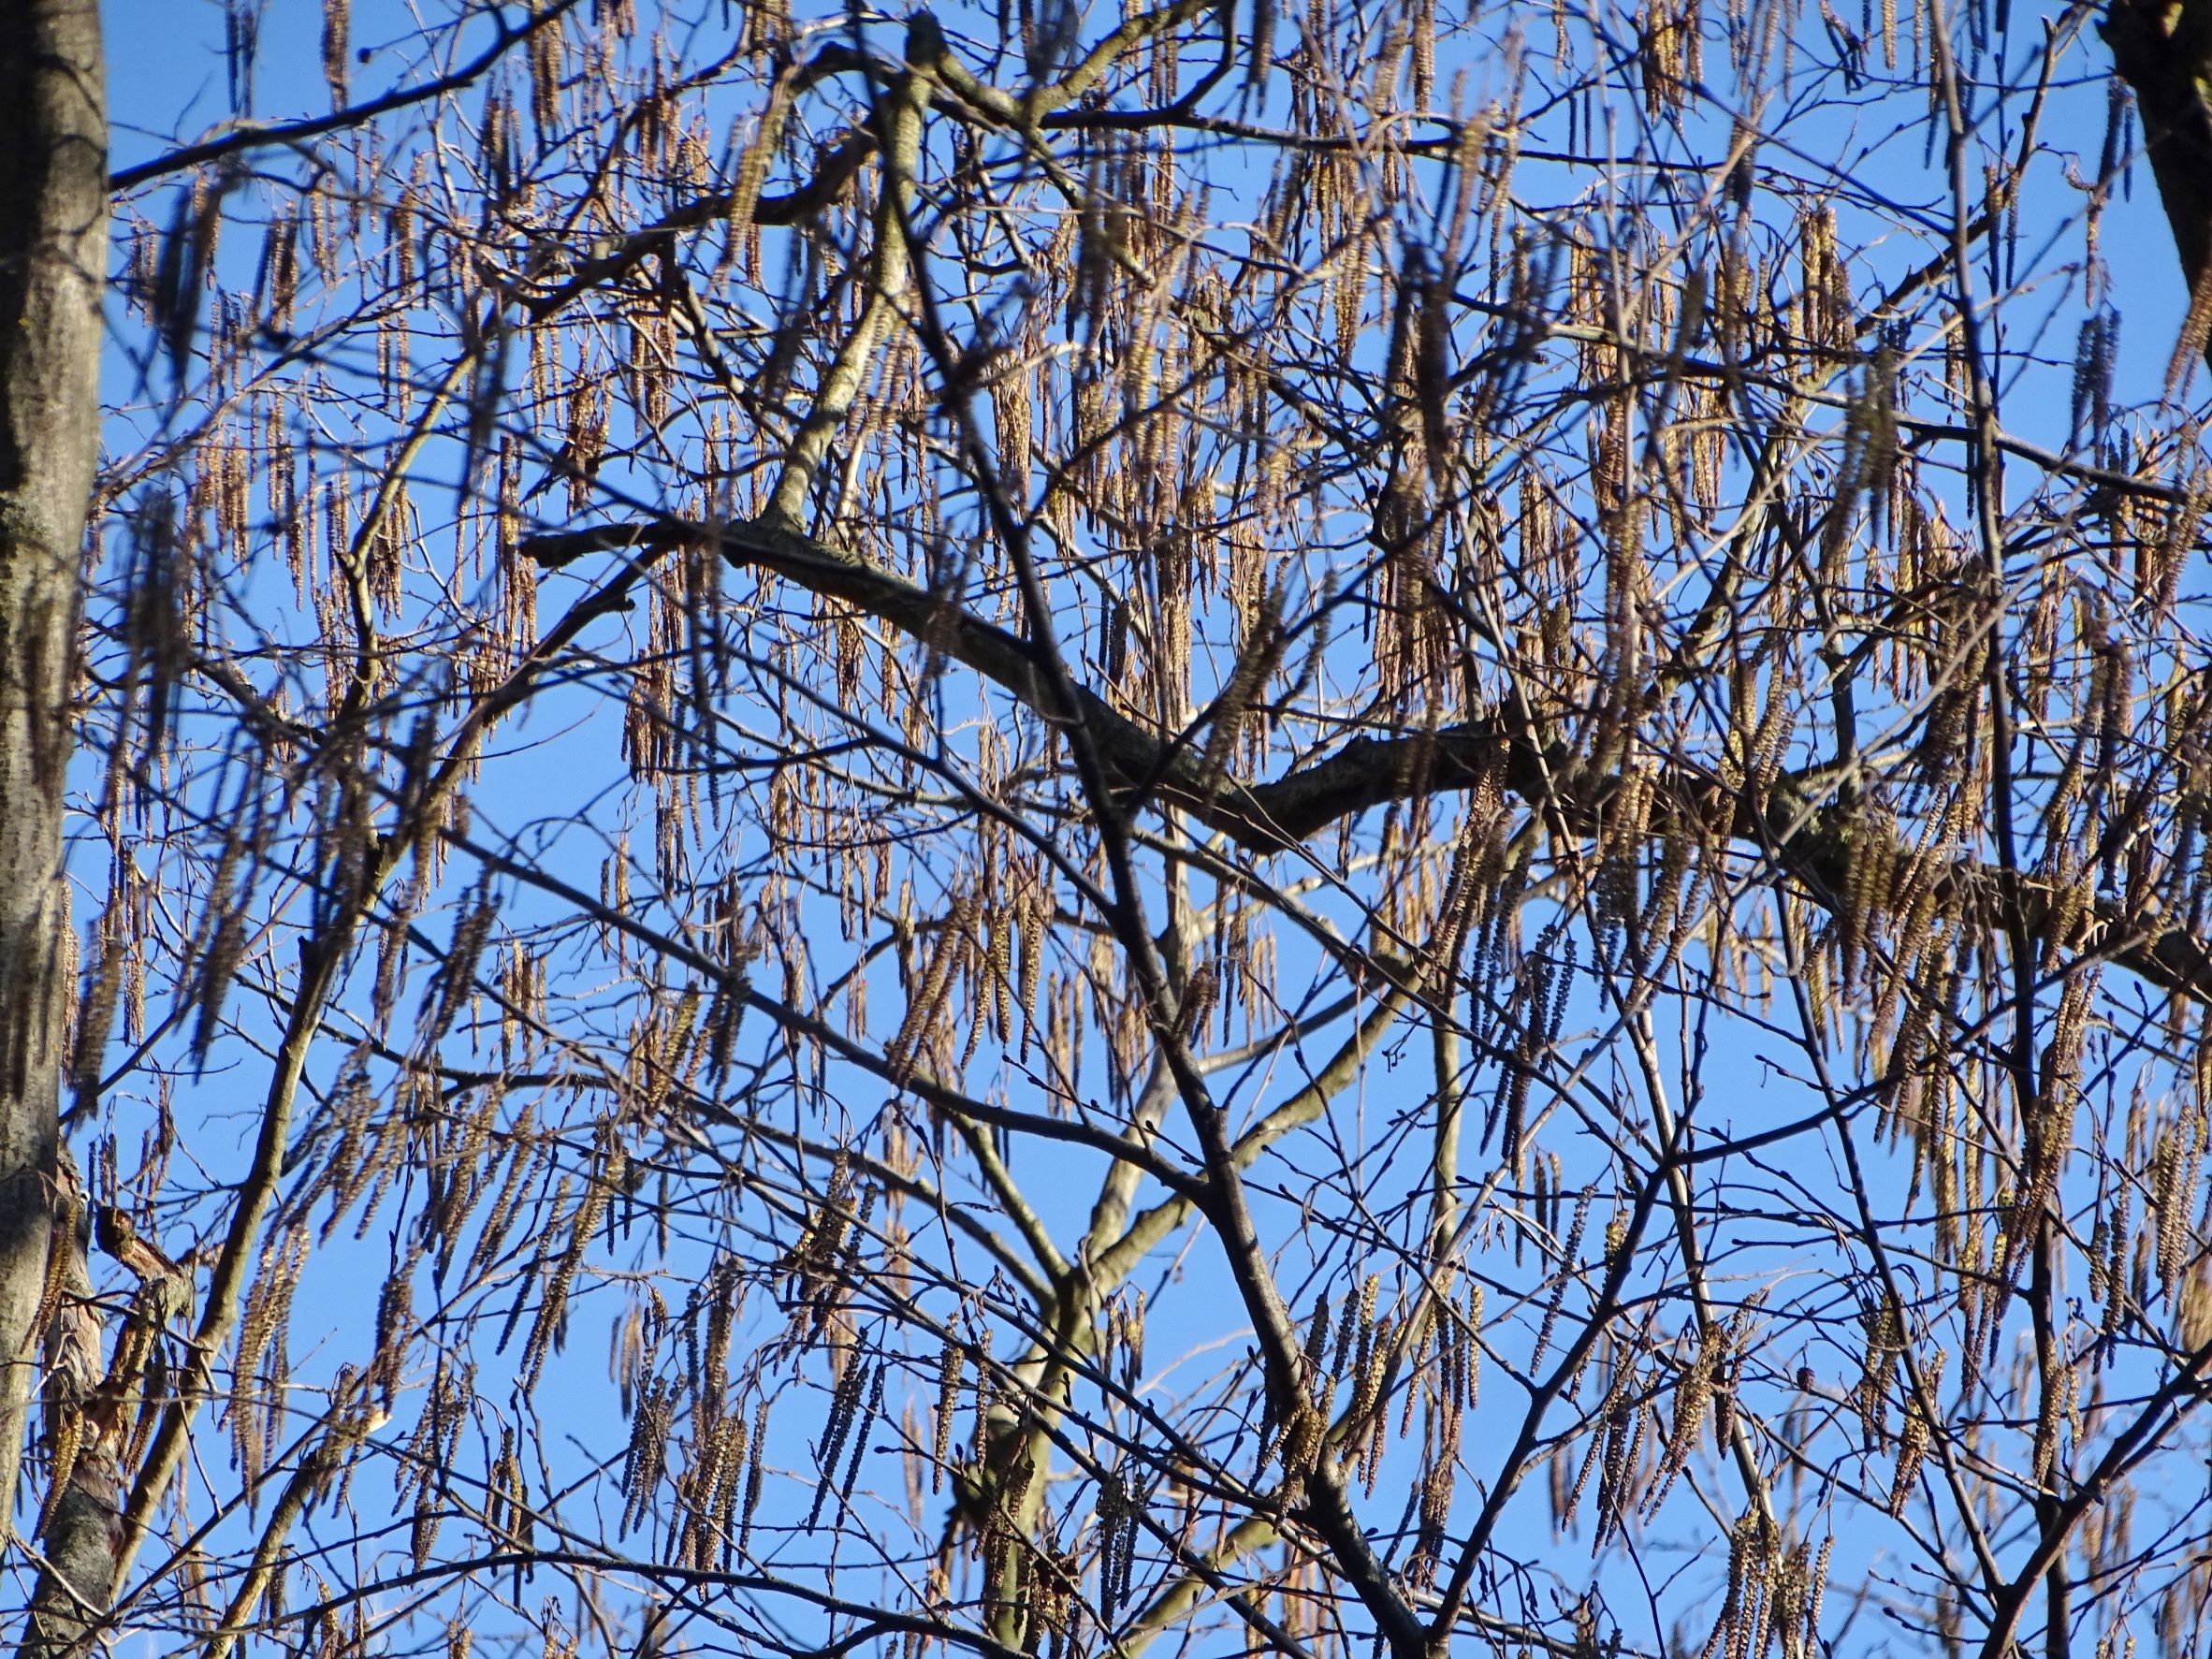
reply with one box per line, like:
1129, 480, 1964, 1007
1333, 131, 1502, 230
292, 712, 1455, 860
108, 0, 584, 194
521, 513, 2212, 1025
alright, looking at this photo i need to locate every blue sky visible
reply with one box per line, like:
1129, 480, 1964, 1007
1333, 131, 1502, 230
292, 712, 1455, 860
63, 4, 2212, 1659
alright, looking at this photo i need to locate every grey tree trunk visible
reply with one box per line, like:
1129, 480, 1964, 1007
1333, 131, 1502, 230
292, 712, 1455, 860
0, 0, 106, 1599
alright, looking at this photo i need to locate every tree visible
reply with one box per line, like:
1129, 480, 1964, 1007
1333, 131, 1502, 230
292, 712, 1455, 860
15, 1, 2212, 1657
0, 1, 107, 1652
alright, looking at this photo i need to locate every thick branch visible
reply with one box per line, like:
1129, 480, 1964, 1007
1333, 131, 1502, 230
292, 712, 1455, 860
518, 129, 877, 322
521, 513, 2212, 1020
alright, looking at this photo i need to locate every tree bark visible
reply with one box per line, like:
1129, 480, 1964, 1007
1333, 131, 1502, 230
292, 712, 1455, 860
0, 0, 105, 1594
2104, 0, 2212, 366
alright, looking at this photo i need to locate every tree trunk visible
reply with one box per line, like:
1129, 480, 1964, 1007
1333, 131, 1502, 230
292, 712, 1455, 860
2104, 0, 2212, 367
0, 0, 106, 1597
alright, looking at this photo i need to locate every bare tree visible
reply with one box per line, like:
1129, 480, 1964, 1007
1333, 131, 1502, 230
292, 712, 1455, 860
16, 3, 2212, 1659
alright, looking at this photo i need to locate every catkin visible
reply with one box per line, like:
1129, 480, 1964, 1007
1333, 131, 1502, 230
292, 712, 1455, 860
933, 1338, 964, 1492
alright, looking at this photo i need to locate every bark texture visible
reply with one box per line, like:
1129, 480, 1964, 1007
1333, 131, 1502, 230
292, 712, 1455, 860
0, 0, 105, 1597
2104, 0, 2212, 364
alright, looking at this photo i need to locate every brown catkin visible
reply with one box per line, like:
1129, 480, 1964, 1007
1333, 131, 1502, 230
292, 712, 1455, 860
320, 0, 349, 106
933, 1338, 964, 1492
738, 1399, 769, 1558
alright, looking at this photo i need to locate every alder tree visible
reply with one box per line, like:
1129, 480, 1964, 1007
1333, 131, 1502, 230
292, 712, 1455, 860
14, 2, 2212, 1659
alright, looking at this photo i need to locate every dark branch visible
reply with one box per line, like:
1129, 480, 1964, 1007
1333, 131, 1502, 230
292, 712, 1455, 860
517, 130, 878, 320
109, 0, 585, 194
519, 513, 2212, 1020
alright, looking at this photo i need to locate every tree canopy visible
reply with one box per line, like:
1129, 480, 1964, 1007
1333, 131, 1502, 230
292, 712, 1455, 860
13, 3, 2212, 1659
